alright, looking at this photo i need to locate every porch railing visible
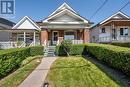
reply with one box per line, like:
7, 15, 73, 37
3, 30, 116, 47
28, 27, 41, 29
0, 42, 16, 49
72, 40, 83, 44
99, 37, 111, 42
99, 36, 130, 42
114, 36, 130, 42
0, 41, 40, 49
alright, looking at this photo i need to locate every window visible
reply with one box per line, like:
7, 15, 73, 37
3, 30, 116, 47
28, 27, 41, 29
124, 28, 128, 35
101, 28, 105, 33
120, 28, 128, 36
64, 31, 75, 40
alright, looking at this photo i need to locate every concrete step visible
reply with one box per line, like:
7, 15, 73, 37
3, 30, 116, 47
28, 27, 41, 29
44, 46, 56, 57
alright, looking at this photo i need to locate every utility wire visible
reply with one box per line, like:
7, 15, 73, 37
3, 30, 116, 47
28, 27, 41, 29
90, 0, 108, 21
119, 0, 130, 11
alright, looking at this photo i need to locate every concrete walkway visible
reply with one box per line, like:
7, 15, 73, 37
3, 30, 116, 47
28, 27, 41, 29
19, 57, 57, 87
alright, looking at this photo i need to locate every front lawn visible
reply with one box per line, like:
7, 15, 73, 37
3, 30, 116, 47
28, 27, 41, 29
0, 56, 42, 87
47, 56, 122, 87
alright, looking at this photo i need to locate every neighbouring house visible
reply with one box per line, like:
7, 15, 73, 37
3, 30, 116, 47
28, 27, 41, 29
0, 18, 15, 41
0, 2, 92, 49
0, 18, 15, 49
90, 11, 130, 43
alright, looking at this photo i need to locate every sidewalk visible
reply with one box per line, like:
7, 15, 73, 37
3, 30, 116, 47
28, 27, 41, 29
19, 57, 57, 87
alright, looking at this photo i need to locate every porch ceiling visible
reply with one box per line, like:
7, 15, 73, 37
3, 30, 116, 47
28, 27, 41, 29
101, 20, 130, 26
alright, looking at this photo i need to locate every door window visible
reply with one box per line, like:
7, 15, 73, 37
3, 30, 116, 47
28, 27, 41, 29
53, 32, 58, 41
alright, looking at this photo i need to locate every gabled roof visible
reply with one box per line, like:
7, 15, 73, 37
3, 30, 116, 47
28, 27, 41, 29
49, 2, 76, 17
44, 9, 89, 23
13, 16, 40, 30
43, 2, 90, 23
100, 11, 130, 24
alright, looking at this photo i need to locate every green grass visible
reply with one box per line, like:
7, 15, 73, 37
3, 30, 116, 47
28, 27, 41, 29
0, 57, 42, 87
47, 56, 122, 87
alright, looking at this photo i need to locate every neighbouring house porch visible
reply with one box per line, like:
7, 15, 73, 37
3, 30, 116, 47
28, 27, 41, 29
0, 29, 40, 49
41, 29, 89, 46
99, 20, 130, 43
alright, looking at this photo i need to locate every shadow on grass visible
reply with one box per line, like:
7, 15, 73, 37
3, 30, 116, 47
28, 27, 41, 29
82, 55, 130, 87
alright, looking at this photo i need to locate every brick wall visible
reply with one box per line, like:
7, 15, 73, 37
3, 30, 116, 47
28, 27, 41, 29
41, 29, 48, 45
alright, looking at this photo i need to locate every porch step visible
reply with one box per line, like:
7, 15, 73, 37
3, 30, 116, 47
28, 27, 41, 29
44, 46, 56, 57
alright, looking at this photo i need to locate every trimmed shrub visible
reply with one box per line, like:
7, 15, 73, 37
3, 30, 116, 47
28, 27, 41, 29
56, 44, 86, 56
56, 40, 72, 56
61, 40, 72, 56
69, 44, 86, 55
30, 46, 44, 56
0, 46, 43, 78
111, 42, 130, 47
55, 45, 67, 56
56, 43, 130, 76
85, 43, 130, 76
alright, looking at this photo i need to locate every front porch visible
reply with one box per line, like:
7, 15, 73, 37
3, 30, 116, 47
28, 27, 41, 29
0, 30, 40, 49
99, 19, 130, 43
40, 29, 89, 46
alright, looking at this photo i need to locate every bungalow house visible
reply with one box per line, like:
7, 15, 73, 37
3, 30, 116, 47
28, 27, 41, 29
90, 11, 130, 43
7, 2, 92, 48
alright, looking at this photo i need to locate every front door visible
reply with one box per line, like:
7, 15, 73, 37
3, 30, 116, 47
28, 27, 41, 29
52, 31, 58, 45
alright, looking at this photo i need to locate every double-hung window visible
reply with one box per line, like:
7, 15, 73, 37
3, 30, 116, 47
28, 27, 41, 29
101, 28, 105, 33
64, 31, 75, 40
120, 28, 128, 36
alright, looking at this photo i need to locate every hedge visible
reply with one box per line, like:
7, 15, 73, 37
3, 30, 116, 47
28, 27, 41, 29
30, 46, 44, 56
55, 44, 86, 56
0, 46, 43, 78
69, 44, 86, 55
85, 43, 130, 76
111, 42, 130, 48
56, 43, 130, 76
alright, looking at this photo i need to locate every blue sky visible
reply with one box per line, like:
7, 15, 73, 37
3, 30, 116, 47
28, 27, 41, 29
9, 0, 130, 25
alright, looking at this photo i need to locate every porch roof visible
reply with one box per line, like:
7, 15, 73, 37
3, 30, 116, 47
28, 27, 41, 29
39, 24, 90, 29
0, 29, 39, 32
101, 20, 130, 26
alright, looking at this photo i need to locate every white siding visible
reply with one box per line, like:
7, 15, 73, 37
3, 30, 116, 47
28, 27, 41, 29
90, 26, 99, 42
17, 20, 37, 29
99, 26, 111, 38
49, 14, 82, 22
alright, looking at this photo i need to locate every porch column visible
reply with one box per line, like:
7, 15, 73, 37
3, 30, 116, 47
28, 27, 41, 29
24, 32, 26, 42
41, 29, 48, 46
58, 30, 64, 45
33, 32, 36, 45
84, 29, 90, 43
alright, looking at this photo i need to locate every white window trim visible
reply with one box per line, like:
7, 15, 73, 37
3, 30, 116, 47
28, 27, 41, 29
64, 30, 77, 40
120, 27, 129, 36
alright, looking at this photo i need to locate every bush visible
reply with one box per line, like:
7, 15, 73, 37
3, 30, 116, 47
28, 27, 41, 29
111, 42, 130, 47
55, 45, 66, 56
69, 44, 86, 55
30, 46, 44, 56
56, 44, 86, 56
56, 43, 130, 76
85, 43, 130, 76
0, 46, 43, 78
58, 40, 72, 56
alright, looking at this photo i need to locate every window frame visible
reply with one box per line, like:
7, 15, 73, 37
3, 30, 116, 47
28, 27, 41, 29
101, 28, 106, 33
64, 30, 76, 40
120, 27, 128, 36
